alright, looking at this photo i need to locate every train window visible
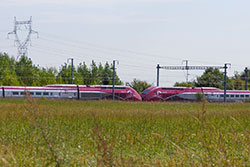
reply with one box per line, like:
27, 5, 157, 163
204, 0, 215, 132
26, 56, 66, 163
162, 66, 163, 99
43, 92, 49, 96
230, 95, 234, 98
226, 95, 229, 97
50, 93, 53, 96
36, 92, 42, 95
220, 95, 224, 97
246, 95, 249, 98
240, 95, 244, 98
74, 93, 76, 96
13, 92, 19, 95
142, 89, 150, 94
59, 93, 61, 96
81, 93, 101, 98
20, 92, 33, 95
235, 95, 239, 98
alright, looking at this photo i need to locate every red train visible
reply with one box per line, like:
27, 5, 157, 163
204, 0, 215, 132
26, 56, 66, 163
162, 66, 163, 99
1, 84, 250, 102
141, 86, 250, 102
0, 84, 142, 101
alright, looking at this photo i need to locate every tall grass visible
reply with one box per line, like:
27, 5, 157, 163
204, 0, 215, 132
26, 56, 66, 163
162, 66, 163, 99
0, 99, 249, 166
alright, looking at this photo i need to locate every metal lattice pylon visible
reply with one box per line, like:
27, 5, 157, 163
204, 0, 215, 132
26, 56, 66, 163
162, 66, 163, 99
8, 16, 38, 58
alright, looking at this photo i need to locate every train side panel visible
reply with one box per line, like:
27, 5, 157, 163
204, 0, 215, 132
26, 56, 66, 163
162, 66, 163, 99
1, 85, 142, 101
142, 86, 250, 102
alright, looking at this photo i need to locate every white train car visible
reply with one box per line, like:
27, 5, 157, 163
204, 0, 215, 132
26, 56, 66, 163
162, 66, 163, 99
1, 86, 77, 99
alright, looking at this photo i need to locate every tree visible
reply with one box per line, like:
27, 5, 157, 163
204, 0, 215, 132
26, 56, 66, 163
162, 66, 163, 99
194, 68, 224, 89
127, 79, 152, 94
77, 62, 91, 85
0, 53, 123, 86
238, 70, 250, 90
231, 72, 245, 90
37, 67, 57, 86
174, 82, 194, 87
0, 53, 20, 86
102, 62, 112, 85
57, 63, 74, 84
194, 68, 233, 90
90, 60, 98, 85
15, 55, 35, 86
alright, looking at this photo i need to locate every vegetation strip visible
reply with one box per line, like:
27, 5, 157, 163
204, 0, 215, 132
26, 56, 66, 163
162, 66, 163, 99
0, 99, 249, 166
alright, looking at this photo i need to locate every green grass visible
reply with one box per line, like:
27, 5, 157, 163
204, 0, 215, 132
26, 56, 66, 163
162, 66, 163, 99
0, 98, 249, 166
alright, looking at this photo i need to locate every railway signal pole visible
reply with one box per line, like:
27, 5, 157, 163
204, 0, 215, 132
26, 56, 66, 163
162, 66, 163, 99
245, 67, 249, 90
223, 63, 231, 102
157, 64, 160, 87
182, 60, 190, 82
67, 58, 74, 84
156, 63, 231, 102
112, 60, 119, 100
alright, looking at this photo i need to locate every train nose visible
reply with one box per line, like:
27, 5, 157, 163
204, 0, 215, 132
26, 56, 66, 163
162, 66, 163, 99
134, 93, 142, 101
136, 94, 142, 101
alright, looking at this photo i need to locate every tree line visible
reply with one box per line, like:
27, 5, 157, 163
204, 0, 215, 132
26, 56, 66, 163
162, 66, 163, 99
0, 53, 122, 86
0, 52, 249, 92
174, 68, 250, 90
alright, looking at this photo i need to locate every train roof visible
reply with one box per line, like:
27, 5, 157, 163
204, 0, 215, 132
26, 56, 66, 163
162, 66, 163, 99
151, 86, 220, 90
45, 84, 130, 88
149, 86, 250, 93
1, 86, 75, 90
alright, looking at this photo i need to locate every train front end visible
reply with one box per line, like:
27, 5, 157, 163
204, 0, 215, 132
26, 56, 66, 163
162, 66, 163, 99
124, 87, 142, 101
141, 87, 163, 101
141, 87, 189, 101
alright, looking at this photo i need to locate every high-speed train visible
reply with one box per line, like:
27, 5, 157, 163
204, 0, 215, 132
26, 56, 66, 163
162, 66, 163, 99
141, 86, 250, 102
0, 84, 142, 101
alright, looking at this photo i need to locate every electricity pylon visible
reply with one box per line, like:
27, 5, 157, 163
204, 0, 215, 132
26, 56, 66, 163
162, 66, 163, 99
8, 16, 39, 58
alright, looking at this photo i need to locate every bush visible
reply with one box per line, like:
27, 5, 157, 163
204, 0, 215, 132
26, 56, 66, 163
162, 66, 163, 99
195, 92, 205, 101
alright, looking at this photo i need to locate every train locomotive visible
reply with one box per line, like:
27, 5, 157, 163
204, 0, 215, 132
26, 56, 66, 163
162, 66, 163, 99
141, 86, 250, 102
0, 84, 142, 101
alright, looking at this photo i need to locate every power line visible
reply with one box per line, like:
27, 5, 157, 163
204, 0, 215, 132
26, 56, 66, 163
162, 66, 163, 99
40, 32, 184, 62
32, 45, 156, 71
37, 38, 158, 67
40, 32, 250, 67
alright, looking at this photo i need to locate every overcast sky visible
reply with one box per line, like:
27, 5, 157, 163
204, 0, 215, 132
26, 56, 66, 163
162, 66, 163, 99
0, 0, 250, 86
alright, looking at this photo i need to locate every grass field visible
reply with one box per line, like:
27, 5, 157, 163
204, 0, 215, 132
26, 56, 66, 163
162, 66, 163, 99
0, 98, 249, 166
